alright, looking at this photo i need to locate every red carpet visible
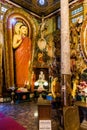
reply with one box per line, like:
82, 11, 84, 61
0, 112, 26, 130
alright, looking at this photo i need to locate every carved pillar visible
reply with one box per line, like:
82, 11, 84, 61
60, 0, 71, 106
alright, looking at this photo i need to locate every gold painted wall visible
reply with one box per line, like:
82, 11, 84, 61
2, 0, 87, 96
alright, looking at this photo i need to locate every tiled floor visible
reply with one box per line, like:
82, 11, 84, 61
0, 100, 62, 130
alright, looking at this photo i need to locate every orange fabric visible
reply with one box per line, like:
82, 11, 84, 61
31, 73, 36, 92
15, 37, 31, 87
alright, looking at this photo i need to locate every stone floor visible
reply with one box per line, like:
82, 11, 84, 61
0, 100, 62, 130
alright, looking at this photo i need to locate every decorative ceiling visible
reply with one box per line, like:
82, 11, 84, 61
9, 0, 73, 17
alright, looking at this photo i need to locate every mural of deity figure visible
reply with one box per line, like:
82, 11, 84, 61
46, 35, 55, 59
13, 22, 32, 88
37, 17, 47, 51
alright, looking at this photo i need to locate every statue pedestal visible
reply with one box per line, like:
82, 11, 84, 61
37, 99, 51, 130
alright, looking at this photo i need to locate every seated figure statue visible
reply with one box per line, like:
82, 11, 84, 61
39, 71, 45, 80
34, 71, 48, 92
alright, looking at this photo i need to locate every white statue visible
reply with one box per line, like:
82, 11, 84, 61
34, 71, 48, 91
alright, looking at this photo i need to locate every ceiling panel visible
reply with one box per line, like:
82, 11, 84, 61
9, 0, 60, 17
9, 0, 75, 17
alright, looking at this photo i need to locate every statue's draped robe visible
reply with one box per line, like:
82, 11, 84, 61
14, 37, 31, 87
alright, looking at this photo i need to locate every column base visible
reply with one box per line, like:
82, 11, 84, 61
61, 74, 72, 106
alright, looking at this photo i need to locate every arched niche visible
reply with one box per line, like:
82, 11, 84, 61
3, 8, 37, 89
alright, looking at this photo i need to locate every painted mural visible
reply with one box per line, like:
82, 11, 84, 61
33, 17, 61, 81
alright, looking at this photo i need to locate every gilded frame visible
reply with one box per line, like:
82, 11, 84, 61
80, 16, 87, 62
3, 8, 37, 88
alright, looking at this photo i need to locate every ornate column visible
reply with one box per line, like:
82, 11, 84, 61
60, 0, 71, 106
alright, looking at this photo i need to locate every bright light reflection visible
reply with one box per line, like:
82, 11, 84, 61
34, 82, 39, 86
10, 18, 16, 25
39, 0, 45, 5
1, 6, 7, 12
34, 111, 38, 117
44, 81, 48, 86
